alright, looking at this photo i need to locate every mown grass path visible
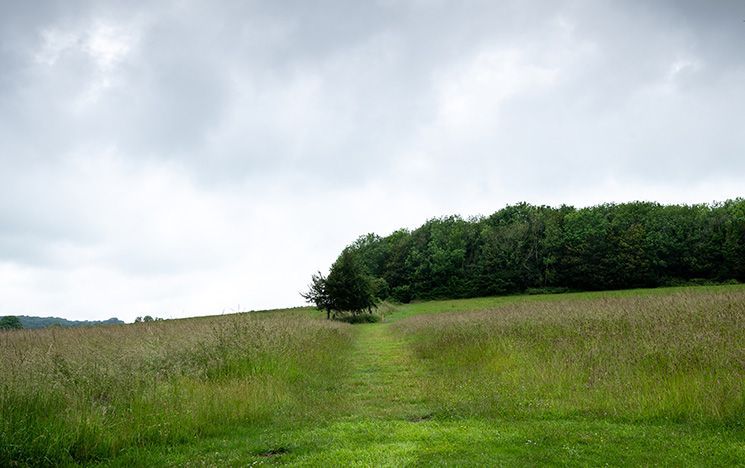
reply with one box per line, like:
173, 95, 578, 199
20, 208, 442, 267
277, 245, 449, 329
340, 323, 431, 421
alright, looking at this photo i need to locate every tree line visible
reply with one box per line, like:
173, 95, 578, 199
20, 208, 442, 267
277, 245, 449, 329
311, 200, 744, 307
24, 316, 123, 329
0, 316, 23, 330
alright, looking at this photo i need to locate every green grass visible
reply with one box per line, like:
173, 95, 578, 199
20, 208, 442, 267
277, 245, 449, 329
0, 310, 352, 465
387, 283, 745, 321
103, 419, 745, 466
2, 285, 744, 466
395, 289, 745, 426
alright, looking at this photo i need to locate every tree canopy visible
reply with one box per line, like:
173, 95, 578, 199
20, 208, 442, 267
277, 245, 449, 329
11, 316, 124, 329
302, 249, 378, 318
315, 199, 744, 303
0, 316, 23, 330
301, 271, 333, 319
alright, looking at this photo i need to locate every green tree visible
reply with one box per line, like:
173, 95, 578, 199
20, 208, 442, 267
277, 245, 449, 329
301, 271, 333, 319
326, 249, 377, 316
320, 200, 744, 305
303, 250, 378, 318
721, 199, 745, 281
0, 316, 23, 330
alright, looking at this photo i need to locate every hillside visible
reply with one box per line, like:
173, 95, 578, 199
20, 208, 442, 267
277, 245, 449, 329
2, 284, 743, 465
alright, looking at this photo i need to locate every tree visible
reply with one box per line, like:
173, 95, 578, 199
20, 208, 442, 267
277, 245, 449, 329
0, 315, 23, 330
300, 271, 333, 319
302, 250, 378, 319
325, 249, 377, 316
316, 200, 744, 307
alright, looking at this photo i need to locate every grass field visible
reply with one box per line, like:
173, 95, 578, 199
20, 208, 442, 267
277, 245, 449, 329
2, 285, 744, 466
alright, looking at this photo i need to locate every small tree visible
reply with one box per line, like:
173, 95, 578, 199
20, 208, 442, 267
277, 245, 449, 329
0, 316, 23, 330
325, 249, 377, 316
300, 271, 333, 319
302, 249, 378, 319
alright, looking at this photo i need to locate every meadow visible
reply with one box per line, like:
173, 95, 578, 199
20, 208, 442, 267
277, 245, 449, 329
395, 289, 745, 425
1, 285, 744, 466
0, 311, 352, 465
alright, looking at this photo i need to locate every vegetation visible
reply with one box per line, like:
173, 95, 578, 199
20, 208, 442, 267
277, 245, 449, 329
302, 249, 380, 319
336, 199, 745, 302
0, 310, 351, 466
337, 313, 382, 324
0, 316, 22, 330
395, 289, 745, 425
134, 315, 163, 323
2, 285, 744, 465
14, 315, 124, 329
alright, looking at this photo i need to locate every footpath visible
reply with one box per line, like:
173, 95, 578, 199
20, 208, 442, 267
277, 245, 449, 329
340, 323, 432, 421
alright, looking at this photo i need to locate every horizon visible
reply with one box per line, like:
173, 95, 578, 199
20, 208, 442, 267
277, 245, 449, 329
5, 197, 741, 324
2, 1, 744, 322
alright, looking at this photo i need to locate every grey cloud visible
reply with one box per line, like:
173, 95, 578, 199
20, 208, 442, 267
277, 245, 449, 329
1, 0, 744, 320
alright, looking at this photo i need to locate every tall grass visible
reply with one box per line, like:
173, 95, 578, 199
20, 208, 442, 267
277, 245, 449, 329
0, 310, 352, 465
395, 290, 745, 426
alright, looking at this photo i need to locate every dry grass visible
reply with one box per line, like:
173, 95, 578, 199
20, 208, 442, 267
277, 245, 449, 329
0, 310, 352, 465
394, 290, 745, 425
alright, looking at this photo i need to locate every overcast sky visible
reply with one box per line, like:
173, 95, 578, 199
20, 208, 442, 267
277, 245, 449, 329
1, 0, 744, 322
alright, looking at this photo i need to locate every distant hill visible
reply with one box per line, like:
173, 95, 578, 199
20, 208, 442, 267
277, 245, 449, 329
16, 316, 125, 329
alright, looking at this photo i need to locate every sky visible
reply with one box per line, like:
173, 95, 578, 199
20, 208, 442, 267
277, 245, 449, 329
1, 0, 744, 322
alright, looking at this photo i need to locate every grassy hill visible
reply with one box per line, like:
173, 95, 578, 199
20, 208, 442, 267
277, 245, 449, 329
1, 285, 743, 465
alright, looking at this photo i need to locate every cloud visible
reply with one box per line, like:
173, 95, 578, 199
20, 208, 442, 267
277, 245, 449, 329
1, 0, 744, 321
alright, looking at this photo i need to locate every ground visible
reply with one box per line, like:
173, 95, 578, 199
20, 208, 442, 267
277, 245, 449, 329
101, 287, 745, 466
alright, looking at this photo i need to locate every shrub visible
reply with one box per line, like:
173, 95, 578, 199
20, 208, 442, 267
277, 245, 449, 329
391, 285, 412, 303
524, 287, 570, 295
337, 314, 381, 324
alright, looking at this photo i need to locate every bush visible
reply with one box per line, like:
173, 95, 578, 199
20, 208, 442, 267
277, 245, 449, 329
662, 278, 739, 287
525, 287, 570, 295
391, 285, 412, 303
337, 314, 381, 324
